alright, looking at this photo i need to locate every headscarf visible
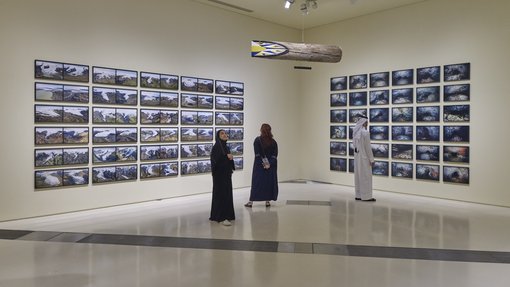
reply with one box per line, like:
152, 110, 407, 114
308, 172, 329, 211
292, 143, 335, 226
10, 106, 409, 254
352, 117, 368, 150
214, 129, 228, 155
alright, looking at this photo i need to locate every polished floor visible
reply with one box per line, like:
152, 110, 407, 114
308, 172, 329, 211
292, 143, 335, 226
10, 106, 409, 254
1, 182, 510, 286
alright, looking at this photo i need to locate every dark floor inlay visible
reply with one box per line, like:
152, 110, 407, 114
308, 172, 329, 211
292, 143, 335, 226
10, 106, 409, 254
2, 229, 510, 264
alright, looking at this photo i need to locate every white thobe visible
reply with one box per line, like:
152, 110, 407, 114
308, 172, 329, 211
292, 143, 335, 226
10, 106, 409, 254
354, 129, 375, 200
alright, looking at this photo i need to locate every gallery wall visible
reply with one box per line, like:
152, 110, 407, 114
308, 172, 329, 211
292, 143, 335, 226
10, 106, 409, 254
299, 0, 510, 206
0, 0, 302, 221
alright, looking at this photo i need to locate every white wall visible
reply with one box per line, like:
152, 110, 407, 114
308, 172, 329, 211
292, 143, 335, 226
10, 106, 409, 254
0, 0, 302, 221
299, 0, 510, 206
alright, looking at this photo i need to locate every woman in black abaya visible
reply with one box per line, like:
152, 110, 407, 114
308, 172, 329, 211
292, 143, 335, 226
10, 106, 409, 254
209, 129, 236, 226
244, 123, 278, 208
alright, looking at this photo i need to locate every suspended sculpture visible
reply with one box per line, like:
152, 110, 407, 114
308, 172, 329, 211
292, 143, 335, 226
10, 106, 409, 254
251, 40, 342, 63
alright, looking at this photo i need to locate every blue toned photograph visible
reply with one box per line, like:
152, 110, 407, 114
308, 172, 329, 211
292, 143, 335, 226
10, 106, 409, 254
416, 66, 440, 84
392, 69, 413, 86
391, 162, 413, 178
416, 126, 440, 141
392, 126, 413, 141
369, 72, 389, 88
416, 145, 440, 161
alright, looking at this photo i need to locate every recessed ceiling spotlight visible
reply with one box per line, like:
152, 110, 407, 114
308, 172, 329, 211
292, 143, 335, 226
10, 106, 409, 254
284, 0, 294, 9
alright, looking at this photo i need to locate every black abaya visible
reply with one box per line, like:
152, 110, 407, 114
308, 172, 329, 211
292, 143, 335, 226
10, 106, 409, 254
209, 134, 235, 222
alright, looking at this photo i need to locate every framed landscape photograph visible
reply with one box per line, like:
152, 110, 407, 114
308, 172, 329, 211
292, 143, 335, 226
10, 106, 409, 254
197, 143, 213, 157
116, 146, 137, 162
198, 78, 214, 93
35, 105, 63, 123
392, 126, 413, 141
92, 67, 116, 85
370, 126, 389, 140
372, 161, 389, 176
215, 112, 230, 125
215, 96, 230, 110
349, 92, 367, 106
181, 144, 198, 158
369, 108, 389, 122
93, 147, 117, 163
416, 126, 440, 141
63, 168, 89, 186
34, 127, 63, 145
369, 90, 389, 105
330, 142, 347, 156
161, 74, 179, 90
391, 162, 413, 178
92, 166, 116, 183
64, 85, 89, 103
331, 93, 347, 107
35, 148, 63, 167
348, 158, 354, 173
229, 112, 243, 125
181, 160, 198, 175
181, 111, 198, 125
93, 128, 116, 143
160, 110, 179, 124
349, 74, 368, 90
392, 69, 413, 86
416, 164, 440, 181
227, 128, 244, 140
116, 128, 137, 142
140, 109, 161, 124
369, 72, 389, 88
392, 88, 413, 104
416, 66, 440, 84
443, 146, 469, 163
230, 97, 244, 110
330, 157, 347, 172
115, 108, 137, 124
330, 76, 347, 91
116, 89, 137, 105
115, 165, 137, 181
63, 148, 89, 165
444, 126, 469, 142
140, 90, 161, 106
63, 106, 88, 123
392, 144, 413, 160
181, 76, 198, 92
198, 111, 213, 125
443, 105, 470, 122
444, 63, 470, 82
233, 157, 244, 170
416, 106, 440, 122
230, 82, 244, 95
215, 80, 230, 94
227, 142, 243, 156
93, 107, 116, 124
444, 84, 470, 102
443, 166, 469, 184
63, 127, 89, 144
161, 162, 179, 176
35, 60, 63, 80
93, 87, 116, 104
391, 107, 413, 122
63, 63, 89, 82
416, 86, 440, 103
198, 95, 214, 109
35, 169, 63, 189
161, 128, 178, 142
181, 93, 198, 108
197, 160, 212, 173
35, 83, 63, 102
330, 109, 347, 123
115, 69, 137, 87
181, 127, 198, 141
330, 125, 347, 139
371, 143, 389, 158
140, 72, 160, 88
161, 144, 180, 159
416, 145, 440, 161
161, 92, 179, 107
349, 109, 367, 123
140, 163, 160, 178
197, 128, 214, 141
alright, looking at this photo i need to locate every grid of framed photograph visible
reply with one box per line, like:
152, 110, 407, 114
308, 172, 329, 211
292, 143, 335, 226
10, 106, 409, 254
329, 62, 470, 185
34, 59, 245, 187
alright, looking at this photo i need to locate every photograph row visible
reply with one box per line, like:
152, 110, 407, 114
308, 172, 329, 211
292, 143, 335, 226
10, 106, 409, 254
330, 142, 469, 163
35, 126, 244, 145
330, 63, 470, 90
329, 158, 469, 184
35, 105, 244, 126
331, 84, 470, 106
331, 125, 469, 142
35, 60, 244, 95
331, 106, 470, 124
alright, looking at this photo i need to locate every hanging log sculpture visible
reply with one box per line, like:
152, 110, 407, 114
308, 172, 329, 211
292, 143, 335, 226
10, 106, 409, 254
251, 40, 342, 63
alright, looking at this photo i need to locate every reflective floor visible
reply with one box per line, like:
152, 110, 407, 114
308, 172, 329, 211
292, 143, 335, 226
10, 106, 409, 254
1, 182, 510, 286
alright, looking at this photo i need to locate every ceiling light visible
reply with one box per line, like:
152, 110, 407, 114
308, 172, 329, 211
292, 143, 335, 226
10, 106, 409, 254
284, 0, 294, 9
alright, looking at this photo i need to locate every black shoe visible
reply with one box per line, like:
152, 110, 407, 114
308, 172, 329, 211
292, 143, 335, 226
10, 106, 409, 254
265, 201, 271, 207
244, 202, 253, 207
362, 198, 376, 202
355, 197, 361, 200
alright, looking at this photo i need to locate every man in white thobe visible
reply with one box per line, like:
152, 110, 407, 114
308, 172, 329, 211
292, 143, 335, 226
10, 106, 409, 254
353, 116, 376, 201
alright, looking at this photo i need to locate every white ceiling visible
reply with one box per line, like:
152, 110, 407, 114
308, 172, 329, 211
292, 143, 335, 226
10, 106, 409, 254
192, 0, 427, 29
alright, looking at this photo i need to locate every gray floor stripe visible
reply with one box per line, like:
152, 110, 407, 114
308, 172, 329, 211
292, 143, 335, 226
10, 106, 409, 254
1, 229, 510, 264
